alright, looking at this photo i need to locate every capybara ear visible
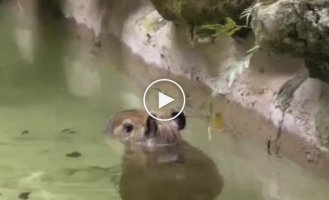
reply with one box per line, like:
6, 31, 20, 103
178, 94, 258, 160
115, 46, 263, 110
171, 111, 186, 130
145, 115, 158, 138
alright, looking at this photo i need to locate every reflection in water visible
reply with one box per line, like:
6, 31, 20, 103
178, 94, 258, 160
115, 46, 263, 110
119, 142, 223, 200
14, 0, 38, 64
15, 28, 35, 64
63, 0, 106, 37
64, 49, 101, 97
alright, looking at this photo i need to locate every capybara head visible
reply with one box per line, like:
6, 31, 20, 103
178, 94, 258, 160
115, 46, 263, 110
106, 109, 186, 147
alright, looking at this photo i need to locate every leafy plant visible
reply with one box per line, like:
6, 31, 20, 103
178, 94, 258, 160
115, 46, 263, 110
206, 6, 260, 96
240, 6, 253, 27
209, 43, 260, 96
200, 17, 243, 37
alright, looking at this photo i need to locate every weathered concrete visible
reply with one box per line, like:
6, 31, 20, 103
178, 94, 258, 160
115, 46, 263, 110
252, 0, 329, 83
26, 0, 329, 178
148, 0, 255, 25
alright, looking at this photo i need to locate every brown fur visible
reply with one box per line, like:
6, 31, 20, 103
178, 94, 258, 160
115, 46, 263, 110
106, 109, 223, 200
106, 109, 184, 148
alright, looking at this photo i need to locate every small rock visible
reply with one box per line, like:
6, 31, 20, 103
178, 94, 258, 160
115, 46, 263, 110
66, 151, 82, 158
18, 192, 30, 200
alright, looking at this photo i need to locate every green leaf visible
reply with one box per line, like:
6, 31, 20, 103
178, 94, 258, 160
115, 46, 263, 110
209, 43, 260, 95
200, 17, 241, 37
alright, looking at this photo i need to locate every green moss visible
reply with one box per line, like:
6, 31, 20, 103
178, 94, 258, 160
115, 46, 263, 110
142, 19, 166, 32
142, 18, 158, 32
139, 11, 168, 33
172, 0, 182, 15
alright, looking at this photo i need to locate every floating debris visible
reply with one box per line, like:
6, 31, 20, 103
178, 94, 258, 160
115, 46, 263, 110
211, 113, 225, 130
207, 126, 212, 142
63, 168, 80, 176
61, 128, 70, 133
20, 130, 29, 135
18, 192, 30, 200
68, 130, 77, 134
61, 128, 77, 134
66, 151, 82, 158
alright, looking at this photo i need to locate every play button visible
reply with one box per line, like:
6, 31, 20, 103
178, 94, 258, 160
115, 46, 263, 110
143, 79, 185, 121
158, 92, 174, 109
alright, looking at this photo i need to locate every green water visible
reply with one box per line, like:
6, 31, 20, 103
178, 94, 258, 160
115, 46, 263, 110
1, 4, 329, 200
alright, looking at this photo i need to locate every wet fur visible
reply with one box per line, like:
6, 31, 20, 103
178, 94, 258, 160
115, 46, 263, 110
106, 109, 185, 147
119, 142, 223, 200
106, 109, 223, 200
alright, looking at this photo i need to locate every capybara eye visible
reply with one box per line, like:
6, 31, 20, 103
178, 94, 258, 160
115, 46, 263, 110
123, 123, 134, 133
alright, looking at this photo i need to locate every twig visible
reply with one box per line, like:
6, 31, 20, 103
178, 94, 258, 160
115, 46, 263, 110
17, 0, 25, 13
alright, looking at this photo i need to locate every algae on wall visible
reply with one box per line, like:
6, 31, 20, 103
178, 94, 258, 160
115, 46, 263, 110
149, 0, 255, 26
149, 0, 255, 25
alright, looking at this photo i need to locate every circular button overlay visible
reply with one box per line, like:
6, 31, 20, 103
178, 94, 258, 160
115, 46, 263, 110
143, 79, 185, 121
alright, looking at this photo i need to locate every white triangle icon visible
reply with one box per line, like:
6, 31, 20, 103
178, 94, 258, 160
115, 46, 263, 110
158, 92, 175, 109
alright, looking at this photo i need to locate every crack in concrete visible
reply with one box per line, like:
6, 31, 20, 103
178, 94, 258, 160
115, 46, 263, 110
271, 70, 309, 156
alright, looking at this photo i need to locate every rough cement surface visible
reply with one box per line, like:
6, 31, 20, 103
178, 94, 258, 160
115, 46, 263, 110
252, 0, 329, 83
